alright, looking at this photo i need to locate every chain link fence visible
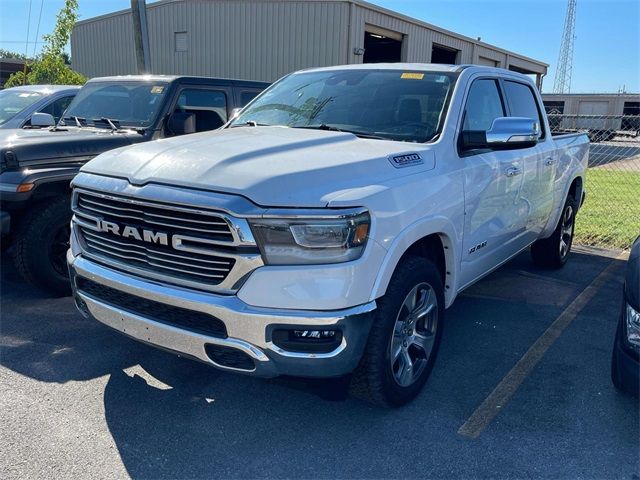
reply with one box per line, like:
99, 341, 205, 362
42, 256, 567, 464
548, 114, 640, 249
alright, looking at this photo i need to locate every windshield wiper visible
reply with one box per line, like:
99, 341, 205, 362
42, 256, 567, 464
230, 120, 271, 127
295, 124, 388, 140
63, 115, 86, 128
92, 117, 121, 131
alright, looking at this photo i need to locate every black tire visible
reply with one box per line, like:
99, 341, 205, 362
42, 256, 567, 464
531, 194, 578, 269
350, 256, 444, 407
12, 196, 72, 296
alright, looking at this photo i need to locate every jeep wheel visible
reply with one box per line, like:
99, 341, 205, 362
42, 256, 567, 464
351, 256, 444, 407
13, 196, 72, 296
531, 195, 577, 269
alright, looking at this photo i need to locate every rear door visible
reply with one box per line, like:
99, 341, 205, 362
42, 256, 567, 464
458, 77, 532, 287
502, 79, 556, 237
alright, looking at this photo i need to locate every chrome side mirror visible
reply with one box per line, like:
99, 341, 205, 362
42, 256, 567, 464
29, 112, 55, 128
486, 117, 540, 146
461, 117, 540, 151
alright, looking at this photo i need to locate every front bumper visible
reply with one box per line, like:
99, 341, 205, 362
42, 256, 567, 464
68, 252, 376, 378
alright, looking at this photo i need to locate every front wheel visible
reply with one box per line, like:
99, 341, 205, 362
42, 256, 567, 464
12, 196, 72, 296
350, 256, 444, 407
531, 195, 577, 269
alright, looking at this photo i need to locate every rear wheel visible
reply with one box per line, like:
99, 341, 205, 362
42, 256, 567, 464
351, 256, 444, 407
531, 195, 577, 269
12, 196, 72, 296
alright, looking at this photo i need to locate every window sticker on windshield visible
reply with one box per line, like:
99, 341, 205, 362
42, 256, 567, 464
400, 72, 425, 80
400, 72, 424, 80
151, 86, 164, 94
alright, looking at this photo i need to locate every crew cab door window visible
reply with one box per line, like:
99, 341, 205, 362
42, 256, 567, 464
503, 80, 545, 138
174, 89, 228, 132
462, 79, 504, 131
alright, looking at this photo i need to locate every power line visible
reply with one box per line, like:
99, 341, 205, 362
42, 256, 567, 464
0, 40, 46, 44
24, 0, 33, 56
33, 0, 45, 57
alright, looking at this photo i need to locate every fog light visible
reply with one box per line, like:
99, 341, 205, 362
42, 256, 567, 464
293, 330, 337, 339
272, 328, 343, 353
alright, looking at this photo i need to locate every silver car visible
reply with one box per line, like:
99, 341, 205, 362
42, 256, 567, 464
0, 85, 80, 129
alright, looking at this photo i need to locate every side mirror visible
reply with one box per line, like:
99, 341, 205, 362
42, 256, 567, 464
29, 112, 55, 128
167, 111, 196, 135
230, 108, 242, 121
461, 117, 540, 151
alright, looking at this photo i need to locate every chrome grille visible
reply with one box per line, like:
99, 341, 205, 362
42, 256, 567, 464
72, 189, 261, 292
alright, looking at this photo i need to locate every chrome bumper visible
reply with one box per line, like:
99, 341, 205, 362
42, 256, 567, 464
68, 252, 376, 378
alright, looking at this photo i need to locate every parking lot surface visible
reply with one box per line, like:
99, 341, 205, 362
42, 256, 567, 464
1, 246, 638, 479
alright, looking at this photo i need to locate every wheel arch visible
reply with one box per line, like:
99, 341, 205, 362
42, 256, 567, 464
371, 217, 460, 308
568, 175, 584, 209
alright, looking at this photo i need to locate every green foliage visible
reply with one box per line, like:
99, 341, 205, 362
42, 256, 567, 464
0, 49, 31, 61
4, 0, 86, 88
574, 168, 640, 250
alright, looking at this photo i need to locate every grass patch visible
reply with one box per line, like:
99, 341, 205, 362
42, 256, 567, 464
574, 168, 640, 250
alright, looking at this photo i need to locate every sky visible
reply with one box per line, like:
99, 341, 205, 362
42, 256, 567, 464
0, 0, 638, 93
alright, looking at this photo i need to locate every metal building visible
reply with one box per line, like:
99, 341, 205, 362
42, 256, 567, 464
71, 0, 548, 86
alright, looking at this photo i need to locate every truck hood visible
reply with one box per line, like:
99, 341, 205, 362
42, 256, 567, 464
0, 127, 142, 170
82, 126, 436, 207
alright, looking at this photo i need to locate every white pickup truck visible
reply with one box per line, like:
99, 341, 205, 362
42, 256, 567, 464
68, 64, 589, 406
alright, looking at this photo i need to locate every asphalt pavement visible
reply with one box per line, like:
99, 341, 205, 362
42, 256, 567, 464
1, 246, 638, 479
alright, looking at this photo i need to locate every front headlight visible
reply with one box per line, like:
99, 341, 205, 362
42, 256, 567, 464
249, 211, 370, 265
625, 302, 640, 348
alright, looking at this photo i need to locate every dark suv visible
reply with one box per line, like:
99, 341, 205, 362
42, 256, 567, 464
0, 75, 269, 295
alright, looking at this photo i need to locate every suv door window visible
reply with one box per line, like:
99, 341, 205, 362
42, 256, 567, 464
239, 90, 261, 107
462, 79, 505, 131
40, 95, 75, 123
174, 89, 227, 132
503, 80, 545, 137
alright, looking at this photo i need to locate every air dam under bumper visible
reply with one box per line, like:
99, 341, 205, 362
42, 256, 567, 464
68, 252, 376, 378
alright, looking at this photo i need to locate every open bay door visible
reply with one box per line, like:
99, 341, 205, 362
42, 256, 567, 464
363, 25, 404, 63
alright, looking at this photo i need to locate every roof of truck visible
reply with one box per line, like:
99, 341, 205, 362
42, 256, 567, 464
3, 84, 81, 94
299, 63, 465, 74
86, 75, 270, 87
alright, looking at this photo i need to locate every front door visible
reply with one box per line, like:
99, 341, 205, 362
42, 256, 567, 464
458, 78, 532, 287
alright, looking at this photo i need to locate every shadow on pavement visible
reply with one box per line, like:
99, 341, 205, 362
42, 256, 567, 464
2, 249, 637, 478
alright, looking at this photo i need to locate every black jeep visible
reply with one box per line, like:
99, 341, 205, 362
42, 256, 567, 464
0, 75, 268, 295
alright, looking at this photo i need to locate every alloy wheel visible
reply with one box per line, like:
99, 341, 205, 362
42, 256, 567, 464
389, 282, 439, 387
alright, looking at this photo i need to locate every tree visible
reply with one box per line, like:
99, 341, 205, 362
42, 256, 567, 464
4, 0, 86, 88
0, 50, 31, 61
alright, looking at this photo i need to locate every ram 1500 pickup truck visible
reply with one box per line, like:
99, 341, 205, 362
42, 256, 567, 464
1, 75, 268, 295
68, 64, 589, 406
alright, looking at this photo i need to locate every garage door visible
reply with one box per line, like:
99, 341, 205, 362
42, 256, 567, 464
577, 101, 610, 130
577, 101, 609, 115
477, 56, 499, 67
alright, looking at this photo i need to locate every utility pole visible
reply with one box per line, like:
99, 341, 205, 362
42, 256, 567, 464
553, 0, 577, 93
131, 0, 151, 74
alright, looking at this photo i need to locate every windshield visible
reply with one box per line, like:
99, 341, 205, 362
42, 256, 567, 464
0, 90, 44, 126
232, 69, 457, 143
61, 81, 169, 128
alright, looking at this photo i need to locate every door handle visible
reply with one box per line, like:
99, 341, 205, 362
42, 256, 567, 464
544, 158, 555, 166
505, 166, 522, 177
